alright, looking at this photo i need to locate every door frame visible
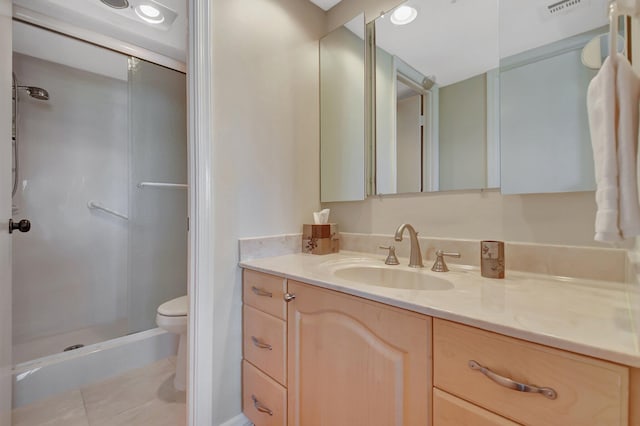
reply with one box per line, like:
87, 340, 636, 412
187, 0, 215, 424
4, 2, 216, 423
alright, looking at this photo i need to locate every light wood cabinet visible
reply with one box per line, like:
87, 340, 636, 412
242, 270, 289, 426
286, 280, 431, 426
433, 319, 629, 426
243, 360, 287, 426
433, 388, 520, 426
242, 268, 639, 425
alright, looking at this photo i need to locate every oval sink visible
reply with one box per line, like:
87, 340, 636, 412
333, 266, 454, 291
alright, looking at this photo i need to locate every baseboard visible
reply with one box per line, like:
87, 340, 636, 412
219, 413, 252, 426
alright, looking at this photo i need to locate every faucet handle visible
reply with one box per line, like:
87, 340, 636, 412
379, 246, 400, 265
431, 250, 461, 272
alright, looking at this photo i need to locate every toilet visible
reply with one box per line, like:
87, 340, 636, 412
156, 295, 188, 391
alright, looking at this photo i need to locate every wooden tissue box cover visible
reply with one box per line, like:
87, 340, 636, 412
302, 224, 339, 255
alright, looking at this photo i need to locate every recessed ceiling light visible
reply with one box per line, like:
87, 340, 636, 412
390, 5, 418, 25
135, 3, 165, 24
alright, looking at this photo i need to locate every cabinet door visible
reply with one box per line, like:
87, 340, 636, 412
287, 280, 431, 426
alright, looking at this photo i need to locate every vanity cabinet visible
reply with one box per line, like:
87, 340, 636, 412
242, 270, 430, 426
286, 280, 431, 426
433, 319, 630, 426
242, 270, 288, 426
242, 268, 639, 425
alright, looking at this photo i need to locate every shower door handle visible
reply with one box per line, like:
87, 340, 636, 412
9, 219, 31, 234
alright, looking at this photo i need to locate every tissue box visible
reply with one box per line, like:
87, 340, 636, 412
302, 224, 339, 255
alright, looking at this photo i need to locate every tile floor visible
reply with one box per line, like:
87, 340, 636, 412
12, 357, 186, 426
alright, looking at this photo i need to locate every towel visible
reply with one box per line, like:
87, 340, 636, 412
615, 54, 640, 238
587, 56, 621, 242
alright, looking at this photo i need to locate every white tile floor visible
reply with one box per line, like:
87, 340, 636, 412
12, 357, 186, 426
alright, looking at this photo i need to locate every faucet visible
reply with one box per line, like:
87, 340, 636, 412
394, 224, 423, 268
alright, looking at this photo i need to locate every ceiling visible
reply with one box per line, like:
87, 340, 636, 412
12, 0, 187, 63
341, 0, 609, 86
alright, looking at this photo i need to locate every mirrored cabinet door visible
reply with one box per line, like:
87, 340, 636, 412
319, 0, 614, 199
320, 14, 366, 202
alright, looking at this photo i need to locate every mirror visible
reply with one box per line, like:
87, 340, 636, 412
371, 0, 612, 196
320, 14, 367, 202
498, 0, 613, 194
373, 0, 499, 195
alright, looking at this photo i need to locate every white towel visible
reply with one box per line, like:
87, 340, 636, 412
615, 54, 640, 238
587, 56, 621, 242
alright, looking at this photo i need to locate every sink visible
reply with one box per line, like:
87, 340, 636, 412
327, 260, 454, 291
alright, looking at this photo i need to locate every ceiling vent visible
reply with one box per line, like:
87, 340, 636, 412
543, 0, 589, 17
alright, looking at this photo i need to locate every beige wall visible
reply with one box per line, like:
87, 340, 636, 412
212, 0, 324, 423
324, 0, 604, 248
325, 190, 603, 247
439, 74, 486, 191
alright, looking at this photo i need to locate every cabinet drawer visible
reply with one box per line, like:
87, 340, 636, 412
433, 319, 629, 426
244, 305, 287, 385
243, 269, 287, 320
243, 360, 287, 426
433, 388, 520, 426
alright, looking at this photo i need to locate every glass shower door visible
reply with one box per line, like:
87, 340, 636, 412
127, 58, 187, 333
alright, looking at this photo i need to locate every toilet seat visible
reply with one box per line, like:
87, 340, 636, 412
156, 295, 188, 391
158, 295, 188, 317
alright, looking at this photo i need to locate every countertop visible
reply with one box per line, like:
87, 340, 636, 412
240, 251, 640, 368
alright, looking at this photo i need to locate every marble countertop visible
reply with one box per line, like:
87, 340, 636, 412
240, 251, 640, 368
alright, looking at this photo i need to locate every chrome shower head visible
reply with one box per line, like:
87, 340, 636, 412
18, 86, 50, 101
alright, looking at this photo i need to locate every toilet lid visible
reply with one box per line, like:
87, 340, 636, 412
158, 295, 188, 317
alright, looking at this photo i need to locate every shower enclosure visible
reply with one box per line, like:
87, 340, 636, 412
10, 20, 187, 397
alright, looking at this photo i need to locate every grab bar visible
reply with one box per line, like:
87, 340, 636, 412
87, 201, 128, 220
137, 182, 188, 189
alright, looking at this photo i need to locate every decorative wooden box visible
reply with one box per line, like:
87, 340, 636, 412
302, 224, 339, 255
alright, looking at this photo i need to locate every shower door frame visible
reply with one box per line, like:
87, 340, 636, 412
0, 1, 13, 423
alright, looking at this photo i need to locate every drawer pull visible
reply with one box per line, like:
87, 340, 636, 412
251, 286, 272, 297
284, 292, 296, 302
468, 360, 558, 400
251, 394, 273, 416
251, 336, 272, 350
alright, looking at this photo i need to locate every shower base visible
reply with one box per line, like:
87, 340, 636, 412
12, 319, 128, 364
12, 328, 178, 408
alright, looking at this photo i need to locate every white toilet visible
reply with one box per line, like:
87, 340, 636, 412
156, 295, 188, 391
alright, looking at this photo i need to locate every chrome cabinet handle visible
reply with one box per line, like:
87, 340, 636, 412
468, 360, 557, 400
284, 293, 296, 302
251, 394, 273, 416
251, 336, 272, 350
251, 286, 272, 297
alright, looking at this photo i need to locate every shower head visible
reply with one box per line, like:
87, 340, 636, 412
18, 86, 50, 101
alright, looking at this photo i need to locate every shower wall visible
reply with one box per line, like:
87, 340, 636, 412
12, 52, 130, 362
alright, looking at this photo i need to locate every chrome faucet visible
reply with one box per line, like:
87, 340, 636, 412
394, 223, 423, 268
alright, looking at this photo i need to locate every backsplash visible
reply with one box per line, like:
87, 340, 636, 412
239, 233, 302, 262
240, 232, 628, 283
340, 233, 627, 282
